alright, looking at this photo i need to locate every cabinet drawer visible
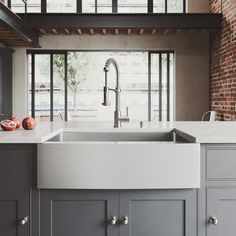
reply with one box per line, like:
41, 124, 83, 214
207, 146, 236, 180
0, 145, 33, 188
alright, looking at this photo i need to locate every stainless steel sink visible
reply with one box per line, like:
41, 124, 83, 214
37, 129, 200, 190
47, 130, 192, 143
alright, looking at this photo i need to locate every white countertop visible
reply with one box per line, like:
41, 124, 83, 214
0, 121, 236, 144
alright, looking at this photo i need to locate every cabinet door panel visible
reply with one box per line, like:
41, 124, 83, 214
207, 188, 236, 236
119, 190, 196, 236
40, 190, 118, 236
0, 189, 30, 236
0, 145, 33, 188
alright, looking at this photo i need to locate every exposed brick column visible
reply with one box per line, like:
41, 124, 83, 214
210, 0, 236, 120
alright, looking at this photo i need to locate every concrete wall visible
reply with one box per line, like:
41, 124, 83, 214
12, 33, 209, 121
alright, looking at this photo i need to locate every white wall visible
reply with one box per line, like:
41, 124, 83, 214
12, 33, 209, 121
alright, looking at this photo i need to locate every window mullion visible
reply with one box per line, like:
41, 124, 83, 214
148, 52, 151, 121
64, 53, 68, 121
31, 54, 35, 118
50, 54, 53, 121
112, 0, 117, 13
159, 53, 162, 121
167, 53, 170, 121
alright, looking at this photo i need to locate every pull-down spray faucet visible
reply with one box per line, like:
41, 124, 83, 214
102, 58, 129, 128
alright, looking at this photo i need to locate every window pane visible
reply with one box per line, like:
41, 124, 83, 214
97, 0, 112, 13
167, 0, 184, 13
53, 55, 65, 121
153, 0, 165, 13
169, 53, 174, 121
47, 0, 76, 13
151, 53, 174, 121
11, 0, 41, 13
67, 51, 148, 122
82, 0, 95, 13
151, 54, 160, 121
118, 0, 147, 13
34, 55, 51, 121
162, 54, 167, 121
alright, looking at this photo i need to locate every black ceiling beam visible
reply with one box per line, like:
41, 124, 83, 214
0, 3, 39, 47
18, 13, 222, 30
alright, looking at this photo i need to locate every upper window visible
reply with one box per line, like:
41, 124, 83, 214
118, 0, 147, 13
47, 0, 76, 13
153, 0, 185, 13
82, 0, 112, 13
11, 0, 41, 13
9, 0, 185, 13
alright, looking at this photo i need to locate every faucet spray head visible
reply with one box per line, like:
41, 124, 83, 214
102, 71, 110, 106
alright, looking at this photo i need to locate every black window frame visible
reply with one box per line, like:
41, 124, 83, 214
28, 49, 174, 122
8, 0, 186, 13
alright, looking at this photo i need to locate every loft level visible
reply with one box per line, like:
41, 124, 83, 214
0, 2, 39, 47
18, 13, 222, 37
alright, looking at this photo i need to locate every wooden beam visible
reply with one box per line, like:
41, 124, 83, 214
52, 28, 59, 35
139, 29, 144, 35
90, 29, 95, 35
102, 28, 106, 35
163, 29, 170, 35
151, 29, 156, 35
128, 29, 132, 35
176, 29, 183, 34
39, 28, 47, 35
64, 28, 71, 35
76, 28, 83, 35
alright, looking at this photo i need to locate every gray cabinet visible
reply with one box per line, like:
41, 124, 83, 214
0, 144, 35, 236
40, 190, 196, 236
119, 190, 197, 236
0, 189, 30, 236
207, 188, 236, 236
39, 190, 119, 236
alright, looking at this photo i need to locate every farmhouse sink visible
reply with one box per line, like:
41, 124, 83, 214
37, 130, 200, 189
47, 130, 190, 142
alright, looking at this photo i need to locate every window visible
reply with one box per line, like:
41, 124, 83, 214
118, 0, 147, 13
82, 0, 112, 13
28, 51, 174, 122
47, 0, 76, 13
11, 0, 41, 13
153, 0, 186, 13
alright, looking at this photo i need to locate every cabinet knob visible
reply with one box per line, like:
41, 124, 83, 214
121, 216, 129, 225
18, 216, 29, 226
109, 216, 117, 225
208, 216, 218, 225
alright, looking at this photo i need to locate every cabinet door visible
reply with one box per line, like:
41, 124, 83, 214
207, 188, 236, 236
0, 189, 30, 236
119, 190, 197, 236
40, 190, 118, 236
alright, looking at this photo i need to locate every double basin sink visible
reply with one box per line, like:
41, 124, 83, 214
37, 129, 200, 189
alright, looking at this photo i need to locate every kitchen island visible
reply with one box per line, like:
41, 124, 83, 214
0, 121, 236, 236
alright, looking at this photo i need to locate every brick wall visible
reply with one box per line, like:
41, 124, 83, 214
210, 0, 236, 120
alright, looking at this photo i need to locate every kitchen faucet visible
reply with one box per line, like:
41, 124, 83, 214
102, 58, 129, 128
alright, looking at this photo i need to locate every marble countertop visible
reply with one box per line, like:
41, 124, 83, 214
0, 121, 236, 144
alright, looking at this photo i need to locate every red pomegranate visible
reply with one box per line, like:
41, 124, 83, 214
22, 117, 36, 130
10, 116, 21, 129
0, 119, 17, 131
